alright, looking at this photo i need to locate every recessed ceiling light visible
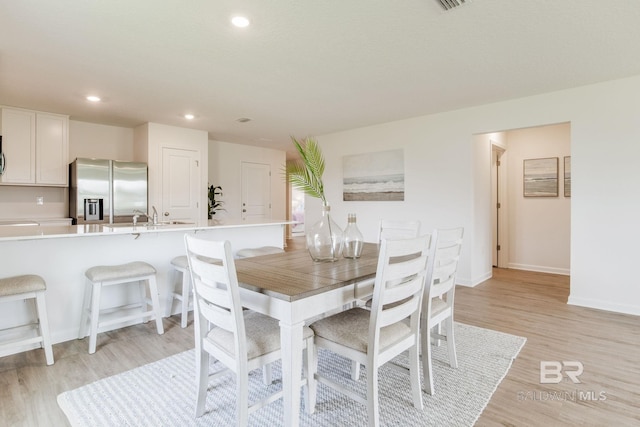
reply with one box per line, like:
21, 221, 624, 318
86, 95, 101, 102
231, 16, 250, 28
236, 117, 251, 123
184, 114, 195, 120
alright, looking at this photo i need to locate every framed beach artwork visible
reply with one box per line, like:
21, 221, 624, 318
564, 156, 571, 197
523, 157, 558, 197
342, 149, 404, 201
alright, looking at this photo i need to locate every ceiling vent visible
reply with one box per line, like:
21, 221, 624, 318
437, 0, 468, 11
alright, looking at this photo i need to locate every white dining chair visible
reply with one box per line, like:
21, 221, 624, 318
184, 235, 315, 426
309, 234, 432, 427
350, 218, 422, 379
377, 219, 421, 242
421, 227, 464, 394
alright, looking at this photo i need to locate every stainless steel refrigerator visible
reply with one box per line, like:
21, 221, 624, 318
69, 158, 148, 224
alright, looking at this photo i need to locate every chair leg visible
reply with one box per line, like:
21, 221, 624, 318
35, 292, 54, 365
165, 269, 177, 319
78, 281, 92, 339
308, 337, 319, 414
194, 348, 209, 417
445, 317, 458, 368
422, 327, 434, 395
147, 276, 164, 335
88, 282, 102, 354
408, 343, 423, 410
303, 336, 316, 414
366, 363, 380, 427
237, 364, 249, 427
179, 270, 189, 328
139, 279, 149, 323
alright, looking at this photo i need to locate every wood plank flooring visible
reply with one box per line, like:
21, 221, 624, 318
1, 239, 638, 426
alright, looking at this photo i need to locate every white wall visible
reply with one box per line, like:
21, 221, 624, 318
135, 122, 209, 221
69, 120, 134, 161
314, 74, 640, 315
506, 123, 571, 274
208, 140, 287, 222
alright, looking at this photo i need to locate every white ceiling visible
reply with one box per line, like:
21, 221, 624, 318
2, 1, 640, 158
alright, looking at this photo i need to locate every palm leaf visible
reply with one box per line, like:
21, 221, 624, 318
285, 136, 327, 204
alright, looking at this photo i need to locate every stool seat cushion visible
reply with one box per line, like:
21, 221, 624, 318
0, 274, 46, 297
236, 246, 284, 258
85, 261, 156, 282
170, 255, 189, 270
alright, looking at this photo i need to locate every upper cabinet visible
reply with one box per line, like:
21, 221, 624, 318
0, 107, 69, 186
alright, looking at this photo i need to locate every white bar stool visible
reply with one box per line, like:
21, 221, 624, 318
165, 255, 192, 328
78, 261, 164, 354
0, 274, 54, 365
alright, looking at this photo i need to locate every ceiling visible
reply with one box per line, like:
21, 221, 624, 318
2, 1, 640, 158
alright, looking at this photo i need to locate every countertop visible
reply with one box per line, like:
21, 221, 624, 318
0, 219, 292, 242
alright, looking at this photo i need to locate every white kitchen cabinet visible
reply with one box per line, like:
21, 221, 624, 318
0, 107, 69, 186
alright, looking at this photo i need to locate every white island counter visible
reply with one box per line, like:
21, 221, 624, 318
0, 219, 291, 351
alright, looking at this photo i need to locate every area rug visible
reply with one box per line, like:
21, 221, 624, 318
58, 323, 525, 426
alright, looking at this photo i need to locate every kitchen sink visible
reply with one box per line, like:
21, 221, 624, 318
158, 220, 195, 225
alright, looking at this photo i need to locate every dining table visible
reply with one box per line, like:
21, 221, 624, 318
234, 242, 380, 427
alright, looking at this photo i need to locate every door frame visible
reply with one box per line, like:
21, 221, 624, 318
491, 142, 509, 268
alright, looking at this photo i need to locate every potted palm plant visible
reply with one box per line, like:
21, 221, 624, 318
208, 185, 225, 219
285, 136, 343, 261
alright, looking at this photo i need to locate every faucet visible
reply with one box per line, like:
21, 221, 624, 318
150, 206, 158, 225
133, 207, 158, 225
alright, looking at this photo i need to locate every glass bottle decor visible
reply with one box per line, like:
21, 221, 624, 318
306, 204, 344, 262
342, 213, 364, 259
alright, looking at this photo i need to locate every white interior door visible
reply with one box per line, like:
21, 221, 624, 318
241, 162, 271, 221
161, 147, 200, 221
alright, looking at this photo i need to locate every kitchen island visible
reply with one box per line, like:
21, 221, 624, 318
0, 219, 291, 353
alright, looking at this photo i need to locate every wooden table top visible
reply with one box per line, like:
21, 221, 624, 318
235, 242, 379, 302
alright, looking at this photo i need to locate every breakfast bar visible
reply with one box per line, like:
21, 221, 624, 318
0, 219, 290, 349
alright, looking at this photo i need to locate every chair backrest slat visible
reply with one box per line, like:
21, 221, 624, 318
185, 235, 248, 359
425, 227, 464, 303
369, 234, 431, 349
378, 220, 421, 243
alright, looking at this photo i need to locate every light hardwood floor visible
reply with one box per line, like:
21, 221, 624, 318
1, 240, 638, 426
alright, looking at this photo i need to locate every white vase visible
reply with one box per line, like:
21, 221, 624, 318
306, 204, 343, 262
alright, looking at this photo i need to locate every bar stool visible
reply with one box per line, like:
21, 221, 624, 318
78, 261, 164, 354
165, 255, 192, 328
236, 246, 284, 258
0, 274, 54, 365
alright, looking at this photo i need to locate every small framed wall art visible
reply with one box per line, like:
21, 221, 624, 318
564, 156, 571, 197
523, 157, 558, 197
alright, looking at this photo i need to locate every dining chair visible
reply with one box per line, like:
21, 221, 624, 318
421, 227, 464, 395
184, 235, 315, 425
350, 218, 422, 380
377, 219, 421, 242
309, 234, 432, 427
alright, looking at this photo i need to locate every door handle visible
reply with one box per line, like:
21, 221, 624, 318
164, 212, 169, 216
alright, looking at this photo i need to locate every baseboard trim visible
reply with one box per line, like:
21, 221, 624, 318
507, 263, 570, 276
456, 270, 492, 288
568, 296, 640, 316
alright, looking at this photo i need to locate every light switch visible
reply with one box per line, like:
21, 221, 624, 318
36, 196, 44, 205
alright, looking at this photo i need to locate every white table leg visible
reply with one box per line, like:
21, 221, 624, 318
280, 319, 304, 427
